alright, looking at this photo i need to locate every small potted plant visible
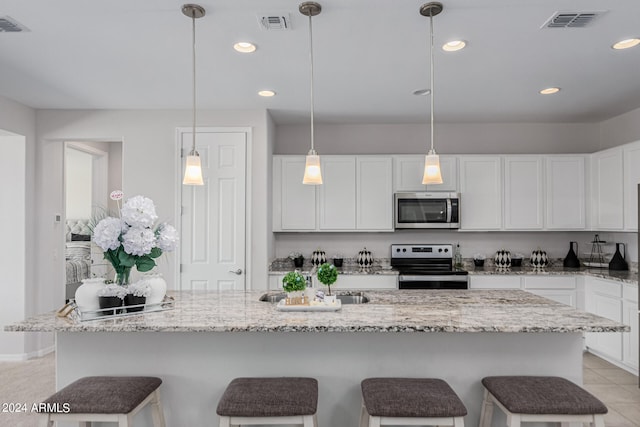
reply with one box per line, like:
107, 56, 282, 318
282, 271, 307, 305
289, 252, 304, 268
97, 283, 127, 316
317, 263, 339, 303
125, 281, 151, 313
332, 254, 344, 268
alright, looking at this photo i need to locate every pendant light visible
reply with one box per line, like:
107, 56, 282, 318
420, 2, 444, 185
182, 4, 205, 186
300, 2, 323, 185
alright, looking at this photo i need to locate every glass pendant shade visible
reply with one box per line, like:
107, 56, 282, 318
422, 149, 443, 184
302, 150, 323, 185
183, 152, 204, 185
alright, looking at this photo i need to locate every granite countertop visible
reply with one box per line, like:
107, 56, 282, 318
5, 289, 629, 334
270, 258, 638, 285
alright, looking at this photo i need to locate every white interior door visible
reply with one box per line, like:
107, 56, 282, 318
180, 129, 247, 291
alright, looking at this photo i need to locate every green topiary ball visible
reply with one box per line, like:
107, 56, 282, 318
317, 263, 338, 286
282, 271, 307, 292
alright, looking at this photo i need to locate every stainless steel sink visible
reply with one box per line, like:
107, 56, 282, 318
259, 292, 369, 304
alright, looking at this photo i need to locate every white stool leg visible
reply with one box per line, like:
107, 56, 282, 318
303, 414, 315, 427
118, 413, 129, 427
368, 415, 381, 427
479, 389, 494, 427
150, 390, 166, 427
313, 413, 319, 427
506, 413, 520, 427
454, 416, 465, 427
593, 414, 605, 427
359, 401, 369, 427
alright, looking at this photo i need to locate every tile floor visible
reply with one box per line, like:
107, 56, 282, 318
583, 352, 640, 427
0, 351, 638, 427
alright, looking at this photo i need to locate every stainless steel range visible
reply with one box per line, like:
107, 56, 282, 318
391, 244, 469, 289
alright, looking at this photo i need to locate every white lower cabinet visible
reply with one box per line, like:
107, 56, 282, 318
268, 275, 285, 291
335, 275, 397, 290
469, 276, 521, 289
584, 278, 624, 363
622, 299, 639, 370
523, 276, 577, 307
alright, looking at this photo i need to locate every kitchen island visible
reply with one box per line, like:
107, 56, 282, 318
7, 289, 629, 427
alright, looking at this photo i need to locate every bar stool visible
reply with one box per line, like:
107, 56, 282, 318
216, 377, 318, 427
39, 376, 165, 427
360, 378, 467, 427
479, 376, 607, 427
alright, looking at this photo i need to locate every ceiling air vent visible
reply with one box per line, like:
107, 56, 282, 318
257, 13, 291, 30
542, 11, 606, 28
0, 16, 29, 32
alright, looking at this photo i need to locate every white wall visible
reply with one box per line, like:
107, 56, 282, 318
36, 109, 273, 299
65, 148, 93, 219
0, 133, 26, 358
0, 95, 48, 359
275, 122, 601, 155
599, 106, 640, 149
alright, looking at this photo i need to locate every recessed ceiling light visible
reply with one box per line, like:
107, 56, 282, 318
233, 42, 257, 53
442, 40, 466, 52
539, 87, 560, 95
258, 90, 276, 97
612, 38, 640, 50
413, 89, 431, 96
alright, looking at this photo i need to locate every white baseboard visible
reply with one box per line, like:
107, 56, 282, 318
0, 345, 54, 361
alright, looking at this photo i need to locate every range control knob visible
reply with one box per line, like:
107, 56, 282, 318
438, 248, 443, 252
444, 248, 449, 252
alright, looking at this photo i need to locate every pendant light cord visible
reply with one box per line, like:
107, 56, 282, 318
191, 10, 197, 155
308, 12, 315, 153
429, 12, 435, 153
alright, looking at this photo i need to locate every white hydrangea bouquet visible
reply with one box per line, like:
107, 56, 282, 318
92, 193, 178, 286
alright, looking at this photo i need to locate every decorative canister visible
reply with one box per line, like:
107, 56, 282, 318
530, 248, 549, 269
75, 277, 106, 311
311, 249, 326, 266
140, 273, 168, 305
494, 249, 511, 269
357, 247, 373, 268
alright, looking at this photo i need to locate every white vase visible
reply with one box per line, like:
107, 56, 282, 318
75, 278, 106, 311
142, 273, 167, 305
324, 295, 337, 304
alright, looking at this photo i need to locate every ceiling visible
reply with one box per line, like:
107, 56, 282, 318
1, 0, 639, 124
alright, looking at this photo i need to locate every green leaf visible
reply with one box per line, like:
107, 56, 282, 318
118, 250, 135, 267
136, 256, 156, 272
149, 247, 162, 258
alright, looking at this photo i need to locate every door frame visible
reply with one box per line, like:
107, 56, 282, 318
174, 126, 252, 290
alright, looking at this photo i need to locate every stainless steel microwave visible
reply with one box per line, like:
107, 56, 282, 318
394, 192, 460, 229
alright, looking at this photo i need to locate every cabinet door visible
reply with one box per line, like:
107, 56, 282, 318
592, 148, 624, 230
274, 156, 317, 231
357, 156, 393, 230
622, 300, 639, 370
336, 275, 397, 289
623, 141, 640, 230
526, 289, 576, 307
459, 156, 502, 230
393, 155, 457, 192
469, 276, 521, 289
504, 156, 544, 230
318, 156, 356, 230
545, 156, 586, 229
585, 286, 623, 361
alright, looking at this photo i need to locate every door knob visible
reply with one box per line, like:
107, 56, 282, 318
229, 269, 242, 275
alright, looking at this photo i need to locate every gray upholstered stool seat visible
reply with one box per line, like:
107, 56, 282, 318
479, 376, 607, 427
216, 377, 318, 427
39, 376, 165, 427
359, 378, 467, 427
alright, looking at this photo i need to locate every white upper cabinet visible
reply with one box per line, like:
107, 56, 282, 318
591, 147, 624, 230
393, 155, 457, 192
357, 156, 393, 230
623, 140, 640, 230
504, 156, 544, 230
545, 156, 587, 230
459, 156, 502, 230
273, 155, 393, 232
273, 156, 316, 231
318, 156, 357, 230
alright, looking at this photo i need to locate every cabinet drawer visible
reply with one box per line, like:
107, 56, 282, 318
469, 276, 521, 289
623, 284, 638, 303
523, 276, 576, 290
589, 278, 622, 298
336, 275, 397, 290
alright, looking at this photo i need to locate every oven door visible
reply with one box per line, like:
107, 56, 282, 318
398, 275, 469, 289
